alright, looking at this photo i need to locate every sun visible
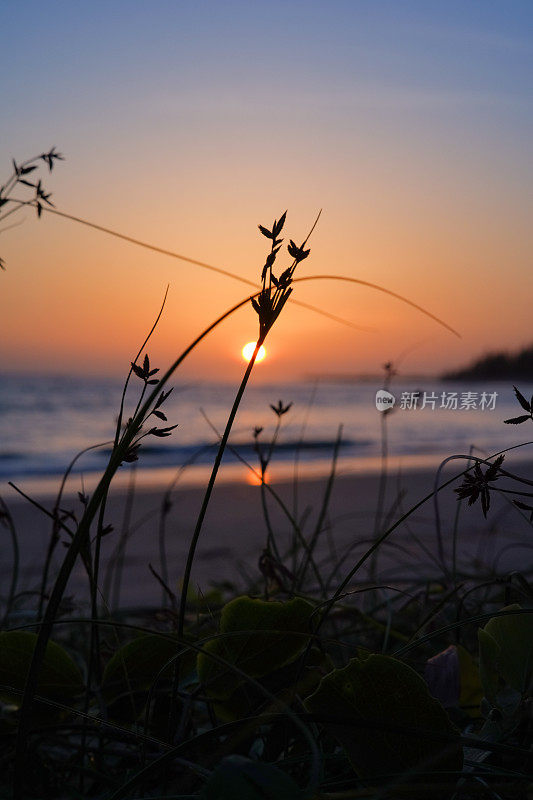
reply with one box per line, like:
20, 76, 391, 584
241, 341, 266, 362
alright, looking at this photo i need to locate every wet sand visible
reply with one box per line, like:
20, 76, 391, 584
2, 463, 533, 609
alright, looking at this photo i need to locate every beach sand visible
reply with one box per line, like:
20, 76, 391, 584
2, 463, 533, 609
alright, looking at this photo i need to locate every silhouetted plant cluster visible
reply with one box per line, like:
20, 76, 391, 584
0, 147, 63, 269
122, 354, 177, 463
455, 454, 505, 517
454, 388, 533, 520
504, 385, 533, 425
252, 211, 312, 338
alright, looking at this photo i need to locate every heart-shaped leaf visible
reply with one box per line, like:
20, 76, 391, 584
304, 654, 463, 779
0, 631, 84, 704
478, 604, 533, 700
102, 633, 195, 706
197, 596, 313, 701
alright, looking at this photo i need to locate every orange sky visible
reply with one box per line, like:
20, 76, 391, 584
1, 2, 532, 383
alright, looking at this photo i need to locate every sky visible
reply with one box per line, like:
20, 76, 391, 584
1, 1, 532, 383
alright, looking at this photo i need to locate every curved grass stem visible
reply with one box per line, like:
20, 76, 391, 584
168, 337, 265, 741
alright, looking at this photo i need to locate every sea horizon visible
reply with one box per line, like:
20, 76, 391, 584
2, 371, 532, 497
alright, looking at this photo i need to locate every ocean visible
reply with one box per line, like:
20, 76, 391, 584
1, 373, 532, 495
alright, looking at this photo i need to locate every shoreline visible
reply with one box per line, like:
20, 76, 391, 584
5, 444, 533, 501
3, 462, 533, 609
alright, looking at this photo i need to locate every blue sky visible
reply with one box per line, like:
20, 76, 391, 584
3, 1, 531, 151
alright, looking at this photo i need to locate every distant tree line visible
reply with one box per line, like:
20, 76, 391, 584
443, 343, 533, 380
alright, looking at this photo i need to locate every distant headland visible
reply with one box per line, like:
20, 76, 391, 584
442, 344, 533, 381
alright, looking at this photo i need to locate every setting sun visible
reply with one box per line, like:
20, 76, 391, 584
241, 342, 266, 362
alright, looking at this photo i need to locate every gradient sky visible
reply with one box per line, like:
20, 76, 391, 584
1, 1, 532, 382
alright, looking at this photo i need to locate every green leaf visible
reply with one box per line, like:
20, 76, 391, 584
304, 654, 463, 779
200, 755, 302, 800
197, 596, 313, 701
102, 634, 194, 706
0, 631, 84, 704
478, 604, 533, 699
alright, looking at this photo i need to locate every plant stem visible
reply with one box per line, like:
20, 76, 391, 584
315, 448, 533, 634
168, 337, 265, 741
297, 425, 342, 594
370, 410, 389, 582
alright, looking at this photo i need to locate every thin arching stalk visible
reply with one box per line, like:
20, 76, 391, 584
370, 366, 396, 583
114, 285, 169, 448
83, 288, 171, 721
291, 275, 461, 338
38, 441, 112, 619
370, 408, 389, 582
297, 425, 343, 592
259, 416, 283, 562
199, 411, 323, 588
156, 444, 214, 608
12, 291, 257, 798
82, 292, 169, 779
111, 463, 138, 610
292, 379, 318, 545
168, 337, 266, 742
36, 204, 369, 333
315, 442, 533, 634
200, 413, 321, 584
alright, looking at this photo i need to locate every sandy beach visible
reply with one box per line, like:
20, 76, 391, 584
3, 461, 533, 610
